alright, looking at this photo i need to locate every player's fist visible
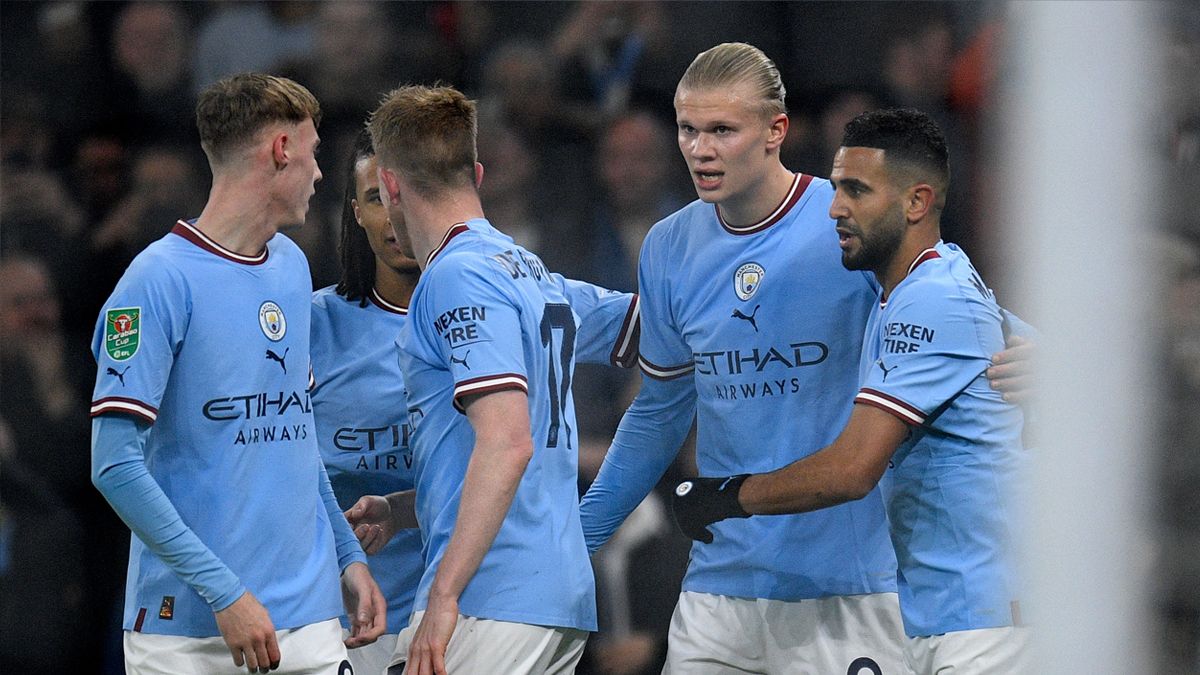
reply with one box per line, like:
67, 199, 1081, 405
670, 475, 751, 544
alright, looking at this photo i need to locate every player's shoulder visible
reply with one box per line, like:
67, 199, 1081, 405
267, 231, 310, 268
120, 235, 190, 289
311, 284, 344, 310
644, 199, 713, 251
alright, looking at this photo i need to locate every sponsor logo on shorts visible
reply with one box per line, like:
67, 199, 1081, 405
105, 307, 141, 361
259, 301, 287, 341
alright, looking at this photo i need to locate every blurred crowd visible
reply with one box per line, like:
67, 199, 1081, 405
1, 1, 1198, 673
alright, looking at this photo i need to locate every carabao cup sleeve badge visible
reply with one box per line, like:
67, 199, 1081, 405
105, 307, 141, 361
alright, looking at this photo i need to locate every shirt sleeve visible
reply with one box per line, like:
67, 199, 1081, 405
855, 284, 999, 426
635, 229, 693, 381
318, 458, 368, 571
579, 366, 697, 553
90, 414, 245, 610
423, 257, 529, 412
557, 275, 639, 368
90, 257, 189, 423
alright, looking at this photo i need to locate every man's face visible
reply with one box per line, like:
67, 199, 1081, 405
674, 82, 778, 206
829, 146, 907, 272
353, 155, 417, 271
376, 165, 415, 260
280, 118, 323, 227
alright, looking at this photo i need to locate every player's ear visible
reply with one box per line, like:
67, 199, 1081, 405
378, 167, 402, 206
272, 132, 289, 169
475, 162, 485, 189
905, 183, 936, 224
351, 198, 364, 227
765, 113, 789, 151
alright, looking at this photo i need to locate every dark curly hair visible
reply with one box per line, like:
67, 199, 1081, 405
335, 127, 377, 305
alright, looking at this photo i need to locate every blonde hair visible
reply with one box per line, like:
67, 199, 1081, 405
368, 85, 478, 196
196, 73, 320, 164
677, 43, 787, 118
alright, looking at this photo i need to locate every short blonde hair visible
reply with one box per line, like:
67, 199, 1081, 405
677, 43, 787, 118
368, 85, 477, 196
196, 73, 320, 163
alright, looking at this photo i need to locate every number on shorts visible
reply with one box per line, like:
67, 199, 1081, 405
847, 656, 882, 675
339, 659, 354, 675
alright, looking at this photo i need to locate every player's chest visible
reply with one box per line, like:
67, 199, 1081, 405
669, 234, 870, 351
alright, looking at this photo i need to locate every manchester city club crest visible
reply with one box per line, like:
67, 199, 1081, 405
734, 262, 765, 301
258, 301, 287, 341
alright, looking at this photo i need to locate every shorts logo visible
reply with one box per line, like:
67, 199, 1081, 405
734, 263, 765, 301
675, 481, 694, 497
158, 595, 174, 620
259, 301, 287, 341
105, 307, 141, 361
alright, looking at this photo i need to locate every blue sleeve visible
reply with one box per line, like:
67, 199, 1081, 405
856, 284, 998, 425
90, 414, 245, 611
557, 276, 639, 368
424, 256, 529, 412
1000, 307, 1037, 341
579, 372, 696, 553
318, 459, 368, 572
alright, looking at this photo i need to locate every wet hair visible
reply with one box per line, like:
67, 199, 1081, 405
677, 42, 787, 118
335, 127, 377, 305
841, 107, 950, 190
368, 84, 477, 196
196, 73, 321, 164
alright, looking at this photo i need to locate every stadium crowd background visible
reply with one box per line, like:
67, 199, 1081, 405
0, 1, 1197, 672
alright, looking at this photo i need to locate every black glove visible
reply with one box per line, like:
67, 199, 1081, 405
671, 475, 751, 544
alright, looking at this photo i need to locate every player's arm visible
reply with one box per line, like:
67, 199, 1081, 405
557, 276, 640, 368
91, 414, 280, 672
343, 490, 419, 554
670, 404, 909, 543
316, 460, 385, 647
987, 307, 1037, 403
407, 389, 533, 675
579, 371, 696, 552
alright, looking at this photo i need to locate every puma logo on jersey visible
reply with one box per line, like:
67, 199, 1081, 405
266, 348, 289, 373
450, 350, 471, 370
106, 366, 131, 386
731, 305, 760, 332
876, 359, 898, 382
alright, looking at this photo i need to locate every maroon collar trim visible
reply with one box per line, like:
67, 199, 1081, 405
170, 220, 268, 265
369, 288, 409, 315
716, 173, 813, 236
425, 223, 471, 267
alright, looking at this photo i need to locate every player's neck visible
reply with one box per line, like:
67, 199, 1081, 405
374, 260, 418, 308
193, 178, 278, 256
717, 163, 796, 228
409, 190, 485, 269
878, 231, 941, 298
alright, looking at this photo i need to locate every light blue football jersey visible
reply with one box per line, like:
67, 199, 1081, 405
399, 218, 637, 632
90, 220, 344, 637
310, 286, 423, 635
635, 174, 898, 599
854, 242, 1024, 637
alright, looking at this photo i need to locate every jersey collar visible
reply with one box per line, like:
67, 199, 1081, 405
369, 287, 409, 315
425, 222, 471, 268
881, 245, 943, 308
716, 173, 813, 236
170, 220, 268, 265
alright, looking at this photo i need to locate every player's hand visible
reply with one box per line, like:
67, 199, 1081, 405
406, 595, 459, 675
214, 591, 280, 673
341, 561, 387, 648
345, 494, 398, 555
670, 475, 751, 544
988, 334, 1036, 404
